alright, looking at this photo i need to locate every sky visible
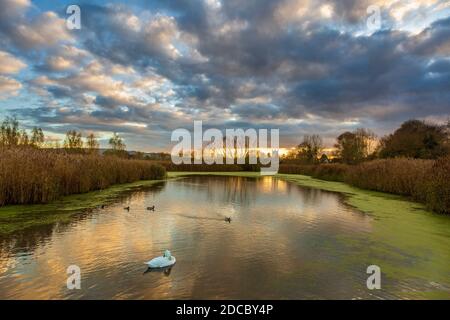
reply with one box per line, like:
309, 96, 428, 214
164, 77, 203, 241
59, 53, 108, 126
0, 0, 449, 152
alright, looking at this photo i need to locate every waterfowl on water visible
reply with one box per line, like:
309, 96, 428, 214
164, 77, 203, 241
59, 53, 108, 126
225, 217, 232, 223
145, 250, 176, 269
101, 205, 106, 209
124, 206, 130, 211
147, 205, 155, 211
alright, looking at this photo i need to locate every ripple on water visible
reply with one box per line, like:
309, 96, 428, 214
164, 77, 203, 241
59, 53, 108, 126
0, 176, 449, 299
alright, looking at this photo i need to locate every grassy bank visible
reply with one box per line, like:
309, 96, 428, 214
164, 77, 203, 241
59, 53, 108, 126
169, 172, 450, 297
168, 171, 434, 216
155, 157, 450, 214
279, 157, 450, 214
0, 179, 166, 235
1, 170, 435, 235
0, 159, 450, 234
0, 148, 166, 205
2, 170, 449, 297
168, 171, 436, 220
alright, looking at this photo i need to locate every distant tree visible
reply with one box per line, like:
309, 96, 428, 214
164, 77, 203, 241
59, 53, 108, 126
85, 133, 99, 152
30, 127, 45, 148
378, 120, 448, 159
132, 151, 145, 160
109, 132, 125, 151
0, 117, 21, 147
64, 130, 83, 150
298, 134, 323, 164
334, 132, 354, 163
0, 117, 42, 148
319, 153, 329, 163
106, 132, 127, 157
281, 148, 297, 160
19, 129, 29, 146
335, 128, 376, 164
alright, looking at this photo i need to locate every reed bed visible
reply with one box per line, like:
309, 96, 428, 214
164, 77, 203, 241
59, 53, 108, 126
0, 148, 166, 205
279, 163, 350, 181
1, 147, 447, 214
425, 156, 450, 214
279, 157, 449, 214
344, 158, 433, 198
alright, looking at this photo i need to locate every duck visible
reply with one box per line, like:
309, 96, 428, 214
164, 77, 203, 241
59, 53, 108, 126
124, 206, 130, 211
225, 217, 232, 223
101, 205, 106, 209
145, 250, 176, 269
147, 205, 155, 211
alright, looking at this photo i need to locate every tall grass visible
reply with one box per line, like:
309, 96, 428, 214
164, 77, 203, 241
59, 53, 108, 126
0, 148, 166, 205
425, 156, 450, 214
279, 163, 350, 181
344, 159, 433, 198
279, 157, 449, 214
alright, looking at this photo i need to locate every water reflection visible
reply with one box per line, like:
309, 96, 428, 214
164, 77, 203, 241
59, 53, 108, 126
0, 176, 447, 299
144, 266, 173, 277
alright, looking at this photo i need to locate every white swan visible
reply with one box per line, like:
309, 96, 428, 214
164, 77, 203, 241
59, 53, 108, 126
145, 250, 176, 268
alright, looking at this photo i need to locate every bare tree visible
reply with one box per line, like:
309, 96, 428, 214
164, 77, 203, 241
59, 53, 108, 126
107, 132, 127, 157
30, 127, 45, 148
19, 129, 29, 146
109, 132, 125, 151
64, 130, 83, 150
335, 128, 376, 164
0, 116, 21, 147
86, 133, 99, 151
298, 134, 323, 164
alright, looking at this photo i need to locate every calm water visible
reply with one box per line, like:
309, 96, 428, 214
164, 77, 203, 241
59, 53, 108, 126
0, 176, 448, 299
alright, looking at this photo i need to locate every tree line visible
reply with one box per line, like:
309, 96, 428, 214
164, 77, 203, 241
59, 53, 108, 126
284, 119, 450, 164
0, 116, 127, 156
2, 116, 449, 164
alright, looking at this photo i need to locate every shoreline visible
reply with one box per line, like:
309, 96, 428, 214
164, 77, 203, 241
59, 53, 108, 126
0, 179, 166, 235
1, 171, 449, 297
169, 171, 433, 217
0, 171, 441, 235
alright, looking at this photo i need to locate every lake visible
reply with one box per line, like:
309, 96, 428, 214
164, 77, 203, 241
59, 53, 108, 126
0, 175, 448, 299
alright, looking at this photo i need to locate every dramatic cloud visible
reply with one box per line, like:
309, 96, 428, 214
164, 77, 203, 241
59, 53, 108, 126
0, 0, 449, 150
0, 76, 22, 98
0, 51, 26, 74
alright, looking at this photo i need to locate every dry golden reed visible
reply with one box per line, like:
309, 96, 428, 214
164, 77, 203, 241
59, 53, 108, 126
1, 147, 447, 214
279, 158, 449, 214
0, 148, 166, 205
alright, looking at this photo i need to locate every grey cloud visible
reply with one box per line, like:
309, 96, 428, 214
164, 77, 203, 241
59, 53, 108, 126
2, 1, 450, 148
